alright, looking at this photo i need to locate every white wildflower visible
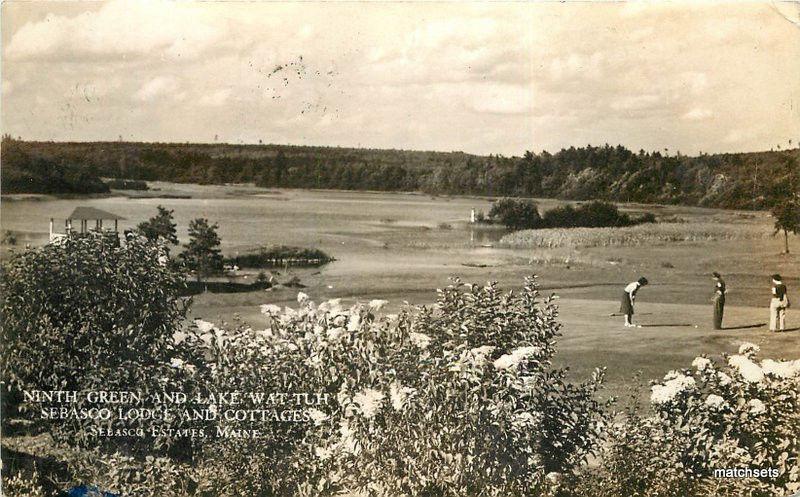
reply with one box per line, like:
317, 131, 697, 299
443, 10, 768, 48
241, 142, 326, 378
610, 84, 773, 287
738, 342, 760, 357
314, 446, 332, 460
409, 332, 431, 349
307, 408, 328, 426
692, 357, 712, 372
353, 388, 385, 419
546, 472, 562, 484
650, 373, 696, 404
172, 331, 188, 345
493, 346, 540, 370
467, 345, 496, 367
705, 394, 725, 408
195, 319, 216, 333
369, 299, 389, 311
761, 359, 800, 378
318, 299, 342, 313
297, 292, 310, 304
327, 327, 345, 340
717, 372, 732, 386
389, 382, 416, 411
332, 314, 347, 327
748, 398, 766, 415
728, 355, 764, 383
347, 314, 361, 332
663, 370, 681, 381
254, 329, 272, 339
259, 304, 281, 315
170, 357, 184, 368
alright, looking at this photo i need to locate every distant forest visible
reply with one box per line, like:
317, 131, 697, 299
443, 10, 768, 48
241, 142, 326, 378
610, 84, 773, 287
2, 137, 797, 209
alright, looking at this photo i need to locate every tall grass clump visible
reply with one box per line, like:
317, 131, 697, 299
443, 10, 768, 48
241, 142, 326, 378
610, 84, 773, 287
500, 222, 769, 249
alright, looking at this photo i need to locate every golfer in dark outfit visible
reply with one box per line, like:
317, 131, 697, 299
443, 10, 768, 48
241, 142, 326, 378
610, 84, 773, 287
712, 272, 726, 329
620, 277, 648, 327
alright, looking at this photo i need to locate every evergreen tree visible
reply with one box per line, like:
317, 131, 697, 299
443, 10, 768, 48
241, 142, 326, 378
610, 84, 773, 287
180, 218, 223, 282
137, 205, 178, 246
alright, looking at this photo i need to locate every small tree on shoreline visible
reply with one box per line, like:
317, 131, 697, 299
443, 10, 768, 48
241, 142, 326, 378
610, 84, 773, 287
771, 195, 799, 254
136, 205, 179, 248
180, 218, 223, 282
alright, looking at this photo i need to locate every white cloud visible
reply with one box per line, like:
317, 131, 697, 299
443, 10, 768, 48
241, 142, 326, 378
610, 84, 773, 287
468, 83, 532, 115
5, 0, 226, 61
135, 76, 179, 102
682, 108, 713, 121
610, 94, 662, 112
1, 2, 798, 155
199, 89, 232, 107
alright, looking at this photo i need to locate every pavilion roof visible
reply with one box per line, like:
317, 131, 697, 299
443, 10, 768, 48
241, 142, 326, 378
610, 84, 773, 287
66, 207, 126, 221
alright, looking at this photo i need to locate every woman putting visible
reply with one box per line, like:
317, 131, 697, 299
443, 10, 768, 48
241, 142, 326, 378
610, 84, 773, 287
620, 277, 648, 327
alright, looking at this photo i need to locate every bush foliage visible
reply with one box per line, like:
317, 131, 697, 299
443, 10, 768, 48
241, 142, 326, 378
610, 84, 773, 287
488, 198, 652, 231
570, 344, 800, 497
194, 278, 607, 496
0, 232, 206, 458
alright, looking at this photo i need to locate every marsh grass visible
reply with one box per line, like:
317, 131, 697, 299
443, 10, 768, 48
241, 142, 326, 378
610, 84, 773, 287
499, 222, 769, 249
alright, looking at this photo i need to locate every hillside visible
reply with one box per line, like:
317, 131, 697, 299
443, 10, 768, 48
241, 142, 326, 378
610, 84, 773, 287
1, 138, 797, 209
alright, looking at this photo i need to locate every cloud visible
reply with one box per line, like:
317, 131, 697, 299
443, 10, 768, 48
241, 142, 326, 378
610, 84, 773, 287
199, 89, 232, 107
135, 76, 179, 102
682, 108, 713, 121
610, 95, 663, 112
1, 2, 798, 155
5, 0, 226, 61
467, 83, 532, 115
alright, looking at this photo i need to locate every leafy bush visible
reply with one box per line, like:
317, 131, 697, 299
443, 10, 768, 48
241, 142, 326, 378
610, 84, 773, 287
67, 451, 199, 497
2, 467, 51, 497
488, 198, 543, 229
570, 344, 800, 497
0, 232, 207, 458
196, 278, 608, 496
542, 201, 634, 229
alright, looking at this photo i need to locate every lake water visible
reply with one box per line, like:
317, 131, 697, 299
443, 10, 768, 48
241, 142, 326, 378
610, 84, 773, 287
1, 186, 525, 299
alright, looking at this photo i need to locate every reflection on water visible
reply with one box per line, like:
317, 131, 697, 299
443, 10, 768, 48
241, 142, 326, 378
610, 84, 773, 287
468, 225, 508, 245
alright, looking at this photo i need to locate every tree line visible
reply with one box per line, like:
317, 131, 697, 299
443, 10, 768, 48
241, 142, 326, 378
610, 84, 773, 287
2, 137, 797, 210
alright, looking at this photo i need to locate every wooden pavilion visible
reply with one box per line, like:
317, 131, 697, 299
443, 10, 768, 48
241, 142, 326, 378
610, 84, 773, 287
49, 207, 126, 241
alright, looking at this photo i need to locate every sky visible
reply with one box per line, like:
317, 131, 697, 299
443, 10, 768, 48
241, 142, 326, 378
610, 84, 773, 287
1, 1, 798, 156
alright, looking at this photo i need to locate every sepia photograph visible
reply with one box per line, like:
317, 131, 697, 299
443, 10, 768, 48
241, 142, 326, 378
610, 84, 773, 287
0, 1, 799, 496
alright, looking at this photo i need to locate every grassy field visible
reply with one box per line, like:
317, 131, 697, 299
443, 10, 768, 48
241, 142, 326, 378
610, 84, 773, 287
2, 184, 798, 403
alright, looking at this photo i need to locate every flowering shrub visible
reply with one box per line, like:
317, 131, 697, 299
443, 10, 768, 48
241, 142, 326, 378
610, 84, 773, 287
0, 232, 208, 458
570, 343, 800, 497
197, 278, 608, 496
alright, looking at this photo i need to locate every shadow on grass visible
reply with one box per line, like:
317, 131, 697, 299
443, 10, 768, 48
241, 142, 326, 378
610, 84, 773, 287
1, 446, 72, 495
639, 323, 694, 328
721, 323, 767, 330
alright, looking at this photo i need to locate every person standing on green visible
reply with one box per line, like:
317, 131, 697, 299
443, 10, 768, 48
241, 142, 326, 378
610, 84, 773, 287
770, 274, 789, 332
712, 272, 726, 329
